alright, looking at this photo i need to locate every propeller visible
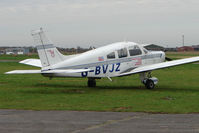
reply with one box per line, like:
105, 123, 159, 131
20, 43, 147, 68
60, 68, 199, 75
165, 57, 172, 61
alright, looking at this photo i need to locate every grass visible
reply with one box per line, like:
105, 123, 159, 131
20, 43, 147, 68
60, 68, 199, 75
0, 54, 39, 60
166, 51, 199, 59
0, 52, 199, 113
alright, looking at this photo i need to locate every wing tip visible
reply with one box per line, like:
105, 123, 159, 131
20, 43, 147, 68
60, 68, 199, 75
5, 71, 16, 74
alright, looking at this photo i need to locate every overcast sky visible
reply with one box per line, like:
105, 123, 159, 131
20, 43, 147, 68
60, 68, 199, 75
0, 0, 199, 48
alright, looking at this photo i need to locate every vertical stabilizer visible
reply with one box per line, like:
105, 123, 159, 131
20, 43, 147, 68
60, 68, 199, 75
31, 28, 65, 68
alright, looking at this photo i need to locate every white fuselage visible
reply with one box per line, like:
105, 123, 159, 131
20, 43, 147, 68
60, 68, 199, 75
42, 42, 165, 78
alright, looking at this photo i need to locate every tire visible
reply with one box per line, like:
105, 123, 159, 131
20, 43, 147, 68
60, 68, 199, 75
88, 79, 96, 87
145, 79, 155, 89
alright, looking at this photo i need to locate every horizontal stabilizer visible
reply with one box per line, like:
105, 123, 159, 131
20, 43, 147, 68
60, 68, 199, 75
120, 56, 199, 76
5, 69, 91, 74
20, 59, 42, 67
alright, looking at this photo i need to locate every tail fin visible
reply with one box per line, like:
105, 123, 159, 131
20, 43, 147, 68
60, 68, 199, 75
31, 28, 65, 68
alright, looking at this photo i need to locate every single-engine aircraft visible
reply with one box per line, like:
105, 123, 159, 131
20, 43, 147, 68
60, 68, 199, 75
6, 28, 199, 89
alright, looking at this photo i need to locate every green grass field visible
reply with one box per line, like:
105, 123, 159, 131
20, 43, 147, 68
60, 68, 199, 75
0, 52, 199, 113
0, 54, 39, 60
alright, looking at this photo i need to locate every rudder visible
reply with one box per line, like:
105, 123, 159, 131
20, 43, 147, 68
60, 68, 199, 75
31, 28, 65, 68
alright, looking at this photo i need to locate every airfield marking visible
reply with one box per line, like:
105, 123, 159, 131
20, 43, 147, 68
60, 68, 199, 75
70, 114, 145, 133
0, 110, 199, 133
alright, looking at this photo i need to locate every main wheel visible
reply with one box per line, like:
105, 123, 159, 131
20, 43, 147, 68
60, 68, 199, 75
145, 79, 155, 89
88, 79, 96, 87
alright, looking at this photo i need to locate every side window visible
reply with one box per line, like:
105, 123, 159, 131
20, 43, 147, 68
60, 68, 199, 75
107, 52, 115, 59
129, 45, 142, 56
117, 48, 128, 58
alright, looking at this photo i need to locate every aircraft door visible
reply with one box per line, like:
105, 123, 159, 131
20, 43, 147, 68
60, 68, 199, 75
128, 45, 142, 68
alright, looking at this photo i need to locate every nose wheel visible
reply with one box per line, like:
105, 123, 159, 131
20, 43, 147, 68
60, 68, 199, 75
140, 72, 158, 89
145, 79, 155, 89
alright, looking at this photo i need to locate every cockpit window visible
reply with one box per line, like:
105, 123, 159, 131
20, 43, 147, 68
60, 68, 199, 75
117, 48, 128, 58
107, 52, 115, 59
129, 45, 142, 56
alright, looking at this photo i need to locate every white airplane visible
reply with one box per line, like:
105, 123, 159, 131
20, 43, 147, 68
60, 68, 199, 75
6, 28, 199, 89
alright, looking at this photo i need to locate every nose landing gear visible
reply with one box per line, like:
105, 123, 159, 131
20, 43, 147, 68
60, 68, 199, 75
140, 72, 158, 89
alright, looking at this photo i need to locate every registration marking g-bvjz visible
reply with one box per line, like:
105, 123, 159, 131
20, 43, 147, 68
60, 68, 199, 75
81, 63, 120, 77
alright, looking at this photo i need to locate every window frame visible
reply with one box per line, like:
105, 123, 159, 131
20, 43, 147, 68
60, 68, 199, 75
117, 48, 128, 58
107, 52, 116, 59
128, 45, 142, 56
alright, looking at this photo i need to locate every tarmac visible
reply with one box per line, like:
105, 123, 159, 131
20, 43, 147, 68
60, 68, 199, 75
0, 110, 199, 133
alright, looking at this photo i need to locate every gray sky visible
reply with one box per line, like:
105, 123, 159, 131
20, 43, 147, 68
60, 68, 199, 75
0, 0, 199, 48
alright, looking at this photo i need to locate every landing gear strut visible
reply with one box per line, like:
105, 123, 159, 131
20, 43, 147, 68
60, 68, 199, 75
140, 72, 158, 89
88, 78, 96, 87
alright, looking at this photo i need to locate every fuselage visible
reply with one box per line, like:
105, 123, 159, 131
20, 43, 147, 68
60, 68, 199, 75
42, 42, 165, 78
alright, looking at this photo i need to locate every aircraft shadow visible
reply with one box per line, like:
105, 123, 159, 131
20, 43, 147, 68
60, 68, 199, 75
37, 82, 148, 90
21, 83, 146, 94
21, 83, 199, 95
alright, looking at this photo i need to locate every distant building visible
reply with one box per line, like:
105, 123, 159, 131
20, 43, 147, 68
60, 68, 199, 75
192, 45, 199, 51
164, 48, 177, 52
144, 44, 165, 51
0, 50, 4, 55
5, 48, 29, 55
177, 46, 194, 52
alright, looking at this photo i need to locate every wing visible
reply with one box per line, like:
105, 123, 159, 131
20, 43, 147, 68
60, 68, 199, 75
5, 69, 91, 74
120, 56, 199, 76
20, 59, 42, 67
5, 70, 41, 74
